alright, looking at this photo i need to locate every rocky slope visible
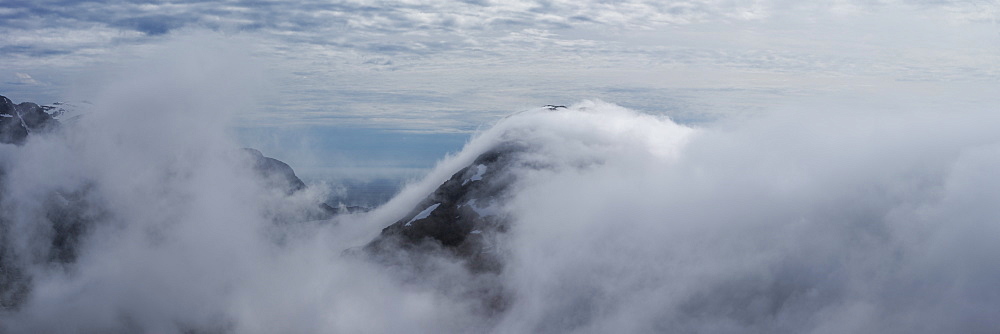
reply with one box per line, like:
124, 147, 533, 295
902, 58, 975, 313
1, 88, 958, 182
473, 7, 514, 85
364, 144, 522, 274
0, 95, 59, 145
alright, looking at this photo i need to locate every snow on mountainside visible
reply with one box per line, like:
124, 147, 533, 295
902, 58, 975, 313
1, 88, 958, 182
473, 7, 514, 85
0, 97, 92, 145
42, 101, 91, 124
366, 144, 520, 274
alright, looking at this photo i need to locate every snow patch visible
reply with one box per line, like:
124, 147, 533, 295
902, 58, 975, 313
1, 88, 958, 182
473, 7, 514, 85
15, 111, 29, 133
466, 198, 501, 217
46, 102, 91, 122
405, 203, 441, 226
471, 164, 486, 181
462, 164, 487, 185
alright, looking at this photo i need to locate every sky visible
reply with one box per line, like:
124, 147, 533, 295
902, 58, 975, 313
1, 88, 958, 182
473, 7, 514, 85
2, 0, 999, 179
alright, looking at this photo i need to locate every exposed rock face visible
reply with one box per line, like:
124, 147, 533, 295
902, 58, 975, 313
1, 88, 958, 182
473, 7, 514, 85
1, 95, 64, 308
242, 147, 338, 218
365, 144, 525, 275
359, 141, 544, 315
360, 106, 579, 313
242, 147, 308, 194
0, 95, 59, 145
358, 147, 519, 315
370, 104, 588, 258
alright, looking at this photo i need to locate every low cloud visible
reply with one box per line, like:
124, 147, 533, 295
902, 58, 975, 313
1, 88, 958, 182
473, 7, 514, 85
6, 82, 1000, 332
1, 10, 1000, 332
479, 101, 1000, 332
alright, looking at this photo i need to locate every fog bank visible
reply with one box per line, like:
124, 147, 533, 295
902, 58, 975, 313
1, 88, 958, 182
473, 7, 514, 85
3, 54, 1000, 333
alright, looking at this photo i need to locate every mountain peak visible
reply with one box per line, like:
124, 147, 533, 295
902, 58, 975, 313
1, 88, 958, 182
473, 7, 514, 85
0, 95, 59, 145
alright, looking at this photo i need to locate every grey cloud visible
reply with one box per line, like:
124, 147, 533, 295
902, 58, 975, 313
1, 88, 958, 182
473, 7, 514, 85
2, 0, 998, 133
0, 45, 73, 57
6, 82, 1000, 332
112, 15, 192, 35
0, 0, 735, 58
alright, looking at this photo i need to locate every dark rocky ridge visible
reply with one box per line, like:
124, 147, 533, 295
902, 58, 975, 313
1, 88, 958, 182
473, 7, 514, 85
359, 145, 526, 314
241, 147, 340, 219
0, 95, 59, 145
358, 140, 555, 315
365, 144, 526, 274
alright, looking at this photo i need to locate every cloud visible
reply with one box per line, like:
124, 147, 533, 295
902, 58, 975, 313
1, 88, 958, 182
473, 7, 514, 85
3, 72, 41, 87
2, 0, 998, 135
0, 45, 494, 331
12, 72, 39, 85
2, 1, 989, 62
5, 60, 1000, 334
377, 99, 1000, 333
112, 15, 192, 36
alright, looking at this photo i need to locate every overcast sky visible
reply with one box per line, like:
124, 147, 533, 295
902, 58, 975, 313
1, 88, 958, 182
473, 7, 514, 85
2, 0, 999, 178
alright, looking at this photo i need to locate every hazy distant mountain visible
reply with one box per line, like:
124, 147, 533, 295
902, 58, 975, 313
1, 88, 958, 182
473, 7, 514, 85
0, 96, 59, 145
0, 95, 328, 211
0, 94, 335, 309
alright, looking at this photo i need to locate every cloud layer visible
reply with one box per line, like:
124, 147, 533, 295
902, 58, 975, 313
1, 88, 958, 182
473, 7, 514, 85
3, 0, 998, 133
486, 102, 1000, 332
2, 3, 999, 332
4, 49, 1000, 332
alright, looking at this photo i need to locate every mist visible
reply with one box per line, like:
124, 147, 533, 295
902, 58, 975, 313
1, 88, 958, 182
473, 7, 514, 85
4, 48, 1000, 334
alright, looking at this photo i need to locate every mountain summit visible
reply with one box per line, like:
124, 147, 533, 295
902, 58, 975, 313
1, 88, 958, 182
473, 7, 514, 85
0, 96, 59, 145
